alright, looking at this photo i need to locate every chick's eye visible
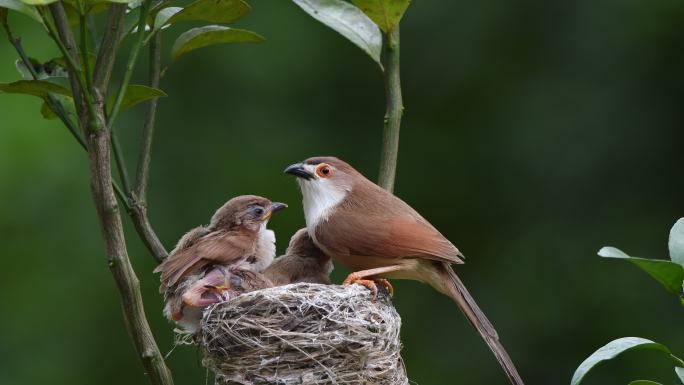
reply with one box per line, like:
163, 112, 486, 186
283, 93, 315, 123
254, 208, 264, 216
316, 164, 333, 178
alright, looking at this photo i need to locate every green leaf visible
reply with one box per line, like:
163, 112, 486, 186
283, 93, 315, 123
171, 25, 264, 62
107, 84, 167, 112
168, 0, 249, 25
669, 218, 684, 267
292, 0, 382, 66
0, 0, 41, 22
152, 6, 181, 32
40, 94, 76, 121
350, 0, 410, 32
599, 246, 684, 295
627, 381, 663, 385
0, 80, 71, 98
675, 367, 684, 383
19, 0, 58, 5
571, 337, 672, 385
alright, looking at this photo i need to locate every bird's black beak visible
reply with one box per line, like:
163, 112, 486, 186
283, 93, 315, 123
284, 163, 314, 180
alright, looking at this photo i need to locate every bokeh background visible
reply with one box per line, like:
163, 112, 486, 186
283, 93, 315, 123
2, 0, 684, 384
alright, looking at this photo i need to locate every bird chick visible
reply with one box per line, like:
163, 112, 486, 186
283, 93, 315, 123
154, 195, 286, 331
262, 228, 333, 286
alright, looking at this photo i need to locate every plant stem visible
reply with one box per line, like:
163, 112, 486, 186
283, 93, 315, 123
93, 4, 126, 92
377, 27, 403, 193
108, 0, 152, 127
1, 19, 84, 146
131, 32, 168, 263
135, 31, 162, 200
47, 7, 174, 385
43, 3, 101, 132
112, 132, 132, 193
85, 122, 173, 385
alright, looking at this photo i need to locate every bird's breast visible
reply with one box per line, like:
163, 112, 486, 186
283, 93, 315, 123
252, 228, 276, 271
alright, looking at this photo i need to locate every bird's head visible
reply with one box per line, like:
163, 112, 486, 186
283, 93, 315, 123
284, 156, 358, 191
210, 195, 287, 232
286, 228, 327, 260
284, 156, 360, 226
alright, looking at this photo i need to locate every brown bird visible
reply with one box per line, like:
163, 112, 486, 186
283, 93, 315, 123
181, 228, 332, 321
284, 156, 524, 385
262, 228, 333, 286
154, 195, 287, 331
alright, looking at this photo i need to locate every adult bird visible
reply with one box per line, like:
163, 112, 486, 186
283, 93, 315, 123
154, 195, 287, 331
284, 156, 524, 385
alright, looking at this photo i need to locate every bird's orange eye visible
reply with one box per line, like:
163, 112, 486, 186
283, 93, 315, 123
316, 164, 333, 178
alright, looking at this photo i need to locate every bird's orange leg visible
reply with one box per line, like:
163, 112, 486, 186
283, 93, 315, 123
343, 265, 404, 297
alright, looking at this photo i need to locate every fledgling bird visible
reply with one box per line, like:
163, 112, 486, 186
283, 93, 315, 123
180, 229, 333, 320
154, 195, 287, 331
284, 156, 524, 385
262, 228, 333, 286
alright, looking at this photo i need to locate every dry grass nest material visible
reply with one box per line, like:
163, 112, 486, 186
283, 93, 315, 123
200, 283, 407, 385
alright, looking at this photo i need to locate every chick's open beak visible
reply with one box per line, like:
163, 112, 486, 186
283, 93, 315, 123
284, 163, 314, 180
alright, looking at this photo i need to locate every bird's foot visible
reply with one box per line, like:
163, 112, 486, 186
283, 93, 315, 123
374, 278, 394, 297
343, 273, 394, 298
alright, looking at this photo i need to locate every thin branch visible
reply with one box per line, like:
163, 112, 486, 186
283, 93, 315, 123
93, 4, 126, 92
43, 3, 102, 131
2, 16, 85, 148
87, 14, 100, 52
377, 27, 403, 193
85, 125, 174, 385
108, 0, 153, 127
41, 7, 174, 385
131, 31, 168, 263
112, 133, 133, 193
135, 32, 161, 200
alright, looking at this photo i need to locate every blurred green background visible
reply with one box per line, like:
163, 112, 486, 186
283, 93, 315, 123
2, 0, 684, 384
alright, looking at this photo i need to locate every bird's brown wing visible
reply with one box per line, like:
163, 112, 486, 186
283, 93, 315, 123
155, 230, 254, 291
316, 208, 464, 264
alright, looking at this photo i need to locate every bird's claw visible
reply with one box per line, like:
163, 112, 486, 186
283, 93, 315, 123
343, 274, 393, 299
374, 278, 394, 297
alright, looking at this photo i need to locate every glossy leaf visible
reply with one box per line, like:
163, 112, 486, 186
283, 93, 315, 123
171, 25, 264, 62
0, 80, 71, 98
598, 247, 684, 296
669, 218, 684, 267
675, 367, 684, 383
627, 381, 662, 385
292, 0, 381, 66
0, 0, 41, 22
152, 6, 181, 32
107, 85, 167, 112
350, 0, 410, 32
572, 337, 671, 385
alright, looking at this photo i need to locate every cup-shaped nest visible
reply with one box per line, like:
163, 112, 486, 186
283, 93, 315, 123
200, 283, 407, 385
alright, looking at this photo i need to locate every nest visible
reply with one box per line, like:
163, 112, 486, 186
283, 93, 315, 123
199, 283, 407, 385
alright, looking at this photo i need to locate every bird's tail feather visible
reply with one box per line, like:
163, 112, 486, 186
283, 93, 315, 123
437, 263, 525, 385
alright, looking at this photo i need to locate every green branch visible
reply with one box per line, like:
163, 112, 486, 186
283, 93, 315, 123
108, 0, 153, 127
131, 32, 168, 262
377, 27, 403, 192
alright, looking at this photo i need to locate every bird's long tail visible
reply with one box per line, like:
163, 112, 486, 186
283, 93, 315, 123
436, 262, 525, 385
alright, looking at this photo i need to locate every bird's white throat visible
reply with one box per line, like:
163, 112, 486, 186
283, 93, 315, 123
298, 179, 347, 228
254, 224, 276, 271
